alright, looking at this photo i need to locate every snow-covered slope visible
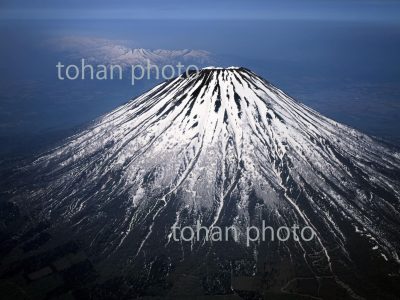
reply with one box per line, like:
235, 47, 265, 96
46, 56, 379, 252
9, 67, 400, 298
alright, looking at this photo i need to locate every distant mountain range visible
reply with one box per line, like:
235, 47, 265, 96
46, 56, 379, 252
52, 36, 214, 67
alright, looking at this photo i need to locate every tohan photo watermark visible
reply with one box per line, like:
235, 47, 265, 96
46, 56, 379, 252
56, 58, 199, 85
171, 220, 316, 247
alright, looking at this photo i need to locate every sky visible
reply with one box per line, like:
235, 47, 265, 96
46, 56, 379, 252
1, 0, 400, 22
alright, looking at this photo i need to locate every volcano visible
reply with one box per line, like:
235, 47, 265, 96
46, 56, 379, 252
1, 67, 400, 299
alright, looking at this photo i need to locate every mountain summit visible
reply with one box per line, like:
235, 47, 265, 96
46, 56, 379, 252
3, 67, 400, 299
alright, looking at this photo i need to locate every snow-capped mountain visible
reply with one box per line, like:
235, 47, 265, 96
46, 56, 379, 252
3, 67, 400, 299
